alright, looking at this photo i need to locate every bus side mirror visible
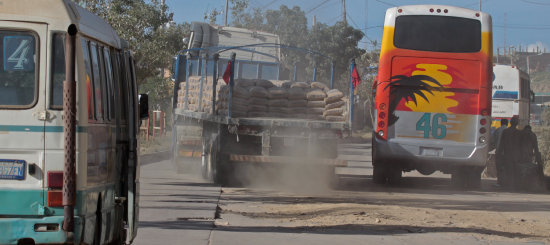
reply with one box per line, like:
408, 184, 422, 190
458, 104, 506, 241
139, 94, 149, 119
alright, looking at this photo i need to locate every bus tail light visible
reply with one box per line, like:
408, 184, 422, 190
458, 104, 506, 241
378, 112, 386, 119
479, 127, 487, 134
47, 191, 63, 207
47, 171, 63, 189
480, 118, 487, 125
481, 109, 489, 116
379, 103, 386, 110
378, 121, 386, 128
47, 171, 63, 207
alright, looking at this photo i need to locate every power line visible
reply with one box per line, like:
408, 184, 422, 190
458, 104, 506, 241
262, 0, 279, 9
521, 0, 550, 6
347, 13, 360, 29
494, 25, 550, 30
307, 0, 331, 14
373, 0, 396, 7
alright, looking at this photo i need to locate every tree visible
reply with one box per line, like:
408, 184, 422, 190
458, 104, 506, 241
76, 0, 191, 113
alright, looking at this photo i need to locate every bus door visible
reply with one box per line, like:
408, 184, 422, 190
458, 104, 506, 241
0, 22, 48, 215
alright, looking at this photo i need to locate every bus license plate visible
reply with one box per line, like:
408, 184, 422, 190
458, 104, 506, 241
0, 160, 26, 180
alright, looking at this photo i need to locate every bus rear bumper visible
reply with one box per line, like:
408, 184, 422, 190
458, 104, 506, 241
374, 137, 488, 172
0, 216, 82, 245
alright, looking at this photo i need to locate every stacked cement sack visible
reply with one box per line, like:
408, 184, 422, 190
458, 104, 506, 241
177, 77, 347, 121
324, 89, 346, 121
216, 80, 252, 118
306, 82, 329, 120
287, 82, 309, 119
267, 86, 289, 118
176, 76, 224, 113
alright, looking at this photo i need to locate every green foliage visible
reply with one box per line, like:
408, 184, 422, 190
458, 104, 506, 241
76, 0, 190, 113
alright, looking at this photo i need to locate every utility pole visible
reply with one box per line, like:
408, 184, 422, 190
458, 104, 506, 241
225, 0, 229, 26
479, 0, 482, 11
504, 13, 507, 57
312, 15, 317, 28
342, 0, 347, 25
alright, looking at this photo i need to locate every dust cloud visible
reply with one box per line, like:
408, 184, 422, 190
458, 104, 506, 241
229, 140, 339, 195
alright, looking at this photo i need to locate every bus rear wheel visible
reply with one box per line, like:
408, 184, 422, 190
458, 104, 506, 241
451, 166, 482, 189
373, 162, 402, 185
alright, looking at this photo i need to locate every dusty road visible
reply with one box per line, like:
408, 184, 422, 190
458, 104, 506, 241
134, 142, 550, 244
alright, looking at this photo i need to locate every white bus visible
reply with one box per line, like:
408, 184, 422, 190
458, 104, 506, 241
0, 1, 148, 244
491, 64, 531, 128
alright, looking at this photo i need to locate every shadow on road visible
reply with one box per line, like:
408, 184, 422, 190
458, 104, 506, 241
138, 219, 547, 241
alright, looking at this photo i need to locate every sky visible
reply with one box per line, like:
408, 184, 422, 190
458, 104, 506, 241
165, 0, 550, 52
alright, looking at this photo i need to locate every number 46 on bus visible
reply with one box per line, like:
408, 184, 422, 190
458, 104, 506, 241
416, 113, 447, 139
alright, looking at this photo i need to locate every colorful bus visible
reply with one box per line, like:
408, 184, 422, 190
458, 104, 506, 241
372, 5, 493, 187
491, 64, 531, 129
0, 1, 148, 244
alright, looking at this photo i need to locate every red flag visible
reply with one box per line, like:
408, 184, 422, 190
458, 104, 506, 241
222, 61, 232, 84
352, 66, 361, 89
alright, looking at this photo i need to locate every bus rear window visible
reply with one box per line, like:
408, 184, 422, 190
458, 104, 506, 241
394, 15, 481, 53
0, 31, 37, 107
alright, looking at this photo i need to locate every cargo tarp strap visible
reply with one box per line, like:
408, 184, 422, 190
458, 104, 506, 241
63, 24, 77, 233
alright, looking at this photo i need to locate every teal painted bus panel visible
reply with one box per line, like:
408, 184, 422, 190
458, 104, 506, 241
0, 190, 44, 215
0, 125, 87, 133
0, 216, 83, 244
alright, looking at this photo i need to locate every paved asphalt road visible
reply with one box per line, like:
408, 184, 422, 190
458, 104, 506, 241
133, 143, 550, 245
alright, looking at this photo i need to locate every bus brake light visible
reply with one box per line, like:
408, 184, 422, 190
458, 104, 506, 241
481, 109, 489, 116
47, 190, 63, 207
379, 112, 386, 119
47, 171, 63, 189
379, 103, 386, 110
378, 121, 386, 128
480, 118, 487, 125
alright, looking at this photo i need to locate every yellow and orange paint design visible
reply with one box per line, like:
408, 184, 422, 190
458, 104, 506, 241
374, 25, 493, 141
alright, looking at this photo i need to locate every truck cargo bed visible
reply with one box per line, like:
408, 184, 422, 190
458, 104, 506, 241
174, 108, 348, 130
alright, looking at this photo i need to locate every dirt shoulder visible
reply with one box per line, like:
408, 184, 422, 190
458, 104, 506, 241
217, 185, 550, 243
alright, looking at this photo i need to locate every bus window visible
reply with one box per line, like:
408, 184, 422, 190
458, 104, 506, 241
117, 52, 128, 122
261, 64, 278, 80
81, 39, 95, 120
112, 51, 127, 123
103, 48, 115, 121
89, 42, 103, 121
0, 31, 37, 107
394, 15, 481, 53
97, 46, 109, 122
50, 33, 65, 109
240, 63, 258, 79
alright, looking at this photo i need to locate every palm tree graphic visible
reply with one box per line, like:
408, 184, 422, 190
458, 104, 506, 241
383, 75, 443, 126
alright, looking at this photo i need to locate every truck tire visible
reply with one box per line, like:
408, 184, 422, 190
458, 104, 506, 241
201, 141, 209, 179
